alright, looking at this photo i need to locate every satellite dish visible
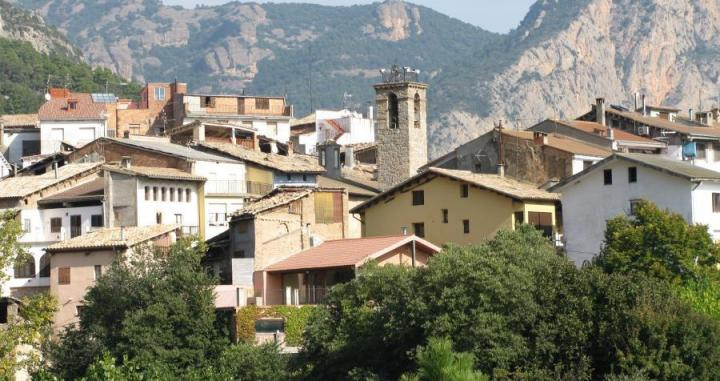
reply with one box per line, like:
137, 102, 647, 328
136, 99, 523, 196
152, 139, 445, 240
44, 93, 51, 101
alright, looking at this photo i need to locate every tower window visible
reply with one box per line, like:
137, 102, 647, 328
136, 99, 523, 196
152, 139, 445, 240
388, 93, 399, 129
414, 93, 421, 128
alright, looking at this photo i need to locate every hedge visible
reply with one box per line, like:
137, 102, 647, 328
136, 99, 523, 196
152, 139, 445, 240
236, 305, 317, 346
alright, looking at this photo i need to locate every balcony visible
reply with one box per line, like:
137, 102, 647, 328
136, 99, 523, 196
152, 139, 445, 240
205, 180, 273, 196
282, 286, 329, 306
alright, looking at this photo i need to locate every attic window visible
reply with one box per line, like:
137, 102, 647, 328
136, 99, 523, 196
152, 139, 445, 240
201, 96, 214, 108
68, 99, 78, 110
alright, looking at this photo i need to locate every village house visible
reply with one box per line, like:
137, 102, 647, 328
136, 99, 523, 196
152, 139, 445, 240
577, 97, 720, 171
550, 153, 720, 265
350, 167, 561, 247
423, 127, 611, 186
0, 113, 40, 167
111, 82, 186, 137
205, 186, 350, 307
45, 224, 178, 330
261, 235, 440, 305
0, 162, 103, 297
290, 108, 375, 155
38, 89, 109, 155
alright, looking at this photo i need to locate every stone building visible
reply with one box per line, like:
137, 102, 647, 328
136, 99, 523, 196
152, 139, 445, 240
374, 66, 428, 187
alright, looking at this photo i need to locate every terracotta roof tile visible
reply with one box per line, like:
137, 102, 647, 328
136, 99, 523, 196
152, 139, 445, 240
0, 162, 103, 199
38, 93, 107, 121
46, 225, 179, 252
501, 129, 611, 157
264, 235, 440, 272
103, 165, 206, 182
199, 142, 325, 173
39, 177, 104, 203
0, 114, 38, 128
554, 120, 665, 145
603, 109, 720, 138
232, 187, 314, 218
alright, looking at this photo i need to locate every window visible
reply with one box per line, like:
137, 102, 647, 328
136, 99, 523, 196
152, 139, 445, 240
50, 217, 62, 233
145, 186, 150, 201
286, 174, 292, 181
583, 160, 593, 170
175, 214, 183, 224
412, 190, 424, 206
153, 187, 159, 201
161, 187, 167, 201
388, 93, 399, 129
68, 100, 78, 110
303, 175, 308, 182
177, 187, 184, 202
129, 124, 141, 135
460, 184, 469, 198
186, 189, 191, 203
315, 192, 343, 224
255, 98, 270, 110
23, 219, 31, 233
514, 211, 524, 226
714, 143, 720, 162
13, 256, 35, 278
628, 167, 637, 183
334, 149, 340, 169
154, 87, 165, 101
442, 209, 448, 223
528, 212, 553, 238
39, 254, 50, 277
233, 250, 246, 259
713, 193, 720, 213
414, 93, 421, 128
156, 212, 162, 224
58, 267, 70, 285
91, 214, 103, 228
413, 222, 425, 238
169, 188, 175, 202
697, 143, 707, 160
630, 199, 642, 215
94, 265, 102, 280
201, 96, 214, 108
320, 151, 326, 166
463, 219, 470, 234
603, 169, 612, 185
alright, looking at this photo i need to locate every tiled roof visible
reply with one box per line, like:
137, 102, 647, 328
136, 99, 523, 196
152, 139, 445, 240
103, 165, 206, 182
199, 142, 326, 173
348, 142, 377, 153
39, 177, 104, 203
0, 162, 102, 199
317, 176, 379, 197
46, 225, 179, 252
290, 112, 316, 127
604, 108, 720, 138
100, 138, 241, 164
501, 129, 611, 157
232, 187, 314, 219
551, 153, 720, 191
341, 164, 383, 191
553, 120, 664, 145
264, 235, 441, 272
0, 114, 38, 128
38, 93, 107, 121
351, 167, 558, 213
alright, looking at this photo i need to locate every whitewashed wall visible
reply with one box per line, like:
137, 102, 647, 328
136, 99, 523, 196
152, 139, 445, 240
40, 120, 106, 154
136, 179, 200, 231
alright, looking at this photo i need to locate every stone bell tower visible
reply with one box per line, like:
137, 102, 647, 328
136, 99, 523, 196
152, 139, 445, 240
374, 65, 428, 187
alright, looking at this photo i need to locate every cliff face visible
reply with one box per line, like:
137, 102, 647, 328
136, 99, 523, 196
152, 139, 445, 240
429, 0, 720, 156
0, 0, 78, 57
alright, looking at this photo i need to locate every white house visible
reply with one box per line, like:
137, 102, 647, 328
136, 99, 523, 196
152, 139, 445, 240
1, 114, 41, 166
38, 92, 108, 154
551, 153, 720, 266
0, 162, 103, 297
290, 109, 375, 154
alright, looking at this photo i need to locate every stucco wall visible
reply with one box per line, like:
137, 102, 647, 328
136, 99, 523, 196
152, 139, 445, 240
40, 120, 106, 154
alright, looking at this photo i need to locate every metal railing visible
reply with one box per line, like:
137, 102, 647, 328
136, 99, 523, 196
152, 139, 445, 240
282, 286, 329, 306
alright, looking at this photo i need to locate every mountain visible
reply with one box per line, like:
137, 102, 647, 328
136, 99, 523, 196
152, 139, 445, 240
0, 0, 141, 114
11, 0, 720, 157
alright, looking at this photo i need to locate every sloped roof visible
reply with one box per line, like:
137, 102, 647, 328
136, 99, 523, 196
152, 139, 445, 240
603, 108, 720, 138
550, 153, 720, 191
317, 175, 378, 197
501, 129, 610, 157
199, 142, 325, 173
38, 93, 107, 121
0, 162, 102, 199
1, 114, 38, 128
351, 167, 558, 213
100, 138, 240, 164
38, 177, 104, 204
264, 235, 441, 272
232, 187, 314, 219
46, 225, 179, 253
552, 119, 665, 145
290, 112, 316, 127
103, 165, 206, 182
341, 164, 383, 191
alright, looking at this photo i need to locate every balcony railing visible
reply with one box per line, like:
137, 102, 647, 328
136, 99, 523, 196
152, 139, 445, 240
205, 180, 273, 196
282, 286, 329, 306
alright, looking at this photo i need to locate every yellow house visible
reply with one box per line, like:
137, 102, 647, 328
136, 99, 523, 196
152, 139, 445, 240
350, 167, 560, 246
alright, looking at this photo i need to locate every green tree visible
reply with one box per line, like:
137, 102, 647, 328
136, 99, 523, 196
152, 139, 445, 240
0, 211, 56, 378
594, 200, 720, 283
401, 337, 488, 381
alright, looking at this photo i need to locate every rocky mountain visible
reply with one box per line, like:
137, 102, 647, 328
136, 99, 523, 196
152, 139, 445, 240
10, 0, 720, 157
0, 0, 78, 57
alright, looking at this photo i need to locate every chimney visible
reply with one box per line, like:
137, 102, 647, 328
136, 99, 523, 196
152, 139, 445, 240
120, 156, 132, 169
318, 141, 342, 178
634, 92, 640, 112
642, 94, 647, 116
596, 98, 606, 126
689, 108, 694, 120
344, 146, 355, 169
287, 141, 294, 156
120, 226, 126, 241
497, 163, 505, 178
533, 131, 548, 146
367, 105, 374, 120
53, 161, 58, 179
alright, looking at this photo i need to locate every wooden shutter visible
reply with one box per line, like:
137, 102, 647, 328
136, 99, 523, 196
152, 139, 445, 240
314, 193, 334, 224
58, 267, 71, 285
332, 192, 343, 223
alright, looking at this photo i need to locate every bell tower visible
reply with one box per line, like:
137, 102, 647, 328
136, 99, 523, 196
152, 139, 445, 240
374, 65, 428, 187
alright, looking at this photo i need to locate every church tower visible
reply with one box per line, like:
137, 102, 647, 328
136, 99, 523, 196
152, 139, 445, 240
374, 65, 428, 187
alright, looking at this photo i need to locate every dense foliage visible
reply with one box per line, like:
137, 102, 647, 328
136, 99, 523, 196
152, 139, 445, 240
400, 337, 489, 381
296, 226, 720, 380
236, 305, 316, 346
0, 38, 141, 115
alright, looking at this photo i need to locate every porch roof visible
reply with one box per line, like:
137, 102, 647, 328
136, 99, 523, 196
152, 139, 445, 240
264, 235, 441, 272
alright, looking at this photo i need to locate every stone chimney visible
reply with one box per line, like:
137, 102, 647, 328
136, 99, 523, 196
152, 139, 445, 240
318, 141, 342, 178
121, 156, 132, 169
533, 131, 548, 146
497, 163, 505, 178
596, 98, 606, 126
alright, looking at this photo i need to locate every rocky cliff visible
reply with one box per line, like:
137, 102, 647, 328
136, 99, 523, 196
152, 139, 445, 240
0, 0, 78, 57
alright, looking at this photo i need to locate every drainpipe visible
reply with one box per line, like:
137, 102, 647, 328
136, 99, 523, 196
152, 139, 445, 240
411, 239, 416, 267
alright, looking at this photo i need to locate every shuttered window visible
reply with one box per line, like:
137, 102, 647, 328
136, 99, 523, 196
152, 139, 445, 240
58, 267, 71, 285
315, 192, 342, 224
528, 212, 553, 238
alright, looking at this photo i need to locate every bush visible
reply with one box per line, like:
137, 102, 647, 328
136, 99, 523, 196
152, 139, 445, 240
401, 337, 488, 381
236, 305, 317, 346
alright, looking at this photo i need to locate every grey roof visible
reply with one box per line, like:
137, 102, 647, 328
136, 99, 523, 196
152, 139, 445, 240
551, 153, 720, 191
103, 138, 241, 164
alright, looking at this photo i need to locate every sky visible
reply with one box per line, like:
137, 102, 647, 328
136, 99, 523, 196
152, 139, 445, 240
162, 1, 535, 34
